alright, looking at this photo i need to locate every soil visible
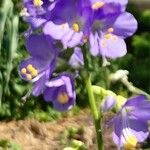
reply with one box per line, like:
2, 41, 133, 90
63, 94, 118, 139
0, 110, 120, 150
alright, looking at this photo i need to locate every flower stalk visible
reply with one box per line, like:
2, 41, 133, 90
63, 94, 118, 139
82, 46, 104, 150
84, 74, 104, 150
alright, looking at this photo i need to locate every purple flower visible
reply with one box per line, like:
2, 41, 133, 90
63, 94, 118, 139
44, 73, 76, 112
43, 0, 133, 56
43, 0, 93, 49
89, 4, 137, 59
110, 95, 150, 149
21, 0, 56, 28
69, 47, 84, 69
19, 34, 58, 96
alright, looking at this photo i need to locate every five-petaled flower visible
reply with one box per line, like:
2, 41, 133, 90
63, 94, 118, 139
44, 73, 76, 111
19, 34, 58, 96
109, 95, 150, 149
21, 0, 55, 28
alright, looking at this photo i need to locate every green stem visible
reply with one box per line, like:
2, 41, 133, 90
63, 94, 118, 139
81, 44, 104, 150
0, 0, 12, 53
84, 74, 104, 150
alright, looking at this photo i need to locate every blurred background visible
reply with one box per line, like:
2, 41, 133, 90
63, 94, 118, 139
0, 0, 150, 149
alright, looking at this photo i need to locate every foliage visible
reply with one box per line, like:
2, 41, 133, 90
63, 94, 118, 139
60, 127, 87, 150
0, 139, 22, 150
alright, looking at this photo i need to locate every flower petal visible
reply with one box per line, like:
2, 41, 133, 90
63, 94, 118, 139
66, 32, 84, 48
43, 21, 70, 40
44, 87, 58, 102
89, 32, 99, 56
125, 95, 148, 107
112, 12, 138, 38
112, 115, 124, 147
26, 17, 47, 28
26, 34, 56, 59
128, 118, 149, 142
69, 47, 84, 69
99, 34, 127, 58
102, 0, 128, 11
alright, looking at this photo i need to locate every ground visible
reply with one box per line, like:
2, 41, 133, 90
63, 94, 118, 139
0, 110, 143, 150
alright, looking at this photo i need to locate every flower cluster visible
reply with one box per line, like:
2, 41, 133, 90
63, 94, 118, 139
19, 0, 150, 149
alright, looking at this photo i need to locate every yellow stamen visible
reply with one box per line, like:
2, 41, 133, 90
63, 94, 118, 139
31, 69, 38, 77
72, 23, 80, 32
21, 68, 27, 74
26, 74, 32, 80
33, 0, 43, 7
57, 93, 69, 104
124, 135, 137, 150
27, 64, 34, 72
92, 2, 105, 10
104, 33, 112, 39
107, 27, 114, 33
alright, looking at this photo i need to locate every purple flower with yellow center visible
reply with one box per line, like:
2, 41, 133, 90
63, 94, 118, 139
19, 34, 58, 96
109, 95, 150, 149
21, 0, 55, 28
43, 0, 128, 50
44, 73, 76, 111
88, 1, 137, 59
43, 0, 94, 49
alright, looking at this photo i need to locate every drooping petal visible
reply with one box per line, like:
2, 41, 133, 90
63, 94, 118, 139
89, 32, 99, 56
112, 12, 138, 38
112, 115, 124, 147
69, 47, 84, 69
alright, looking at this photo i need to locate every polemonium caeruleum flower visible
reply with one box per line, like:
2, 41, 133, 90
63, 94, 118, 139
44, 73, 76, 111
19, 34, 58, 96
43, 0, 123, 49
88, 1, 137, 60
21, 0, 56, 28
43, 0, 88, 49
108, 95, 150, 149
